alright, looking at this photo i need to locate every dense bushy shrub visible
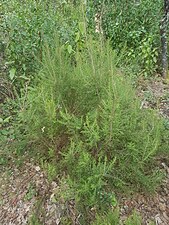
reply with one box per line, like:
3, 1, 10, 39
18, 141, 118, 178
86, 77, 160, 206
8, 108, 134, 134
21, 39, 164, 210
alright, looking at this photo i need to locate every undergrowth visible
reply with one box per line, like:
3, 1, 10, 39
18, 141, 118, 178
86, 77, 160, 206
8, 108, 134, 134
92, 209, 148, 225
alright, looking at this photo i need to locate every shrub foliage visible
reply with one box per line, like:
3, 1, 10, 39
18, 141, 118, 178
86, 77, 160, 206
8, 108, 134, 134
22, 39, 163, 210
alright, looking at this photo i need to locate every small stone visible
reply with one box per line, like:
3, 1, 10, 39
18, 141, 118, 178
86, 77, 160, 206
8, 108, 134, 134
161, 163, 167, 169
120, 208, 125, 215
159, 203, 166, 211
123, 205, 128, 212
155, 215, 163, 224
51, 181, 57, 188
35, 166, 40, 172
147, 206, 152, 212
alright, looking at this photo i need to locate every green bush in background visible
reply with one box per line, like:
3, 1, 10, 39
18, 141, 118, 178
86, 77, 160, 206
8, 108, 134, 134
0, 0, 165, 91
0, 0, 84, 89
87, 0, 162, 76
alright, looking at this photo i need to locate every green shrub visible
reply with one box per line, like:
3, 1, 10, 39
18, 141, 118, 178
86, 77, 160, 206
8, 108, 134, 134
0, 0, 55, 88
0, 0, 85, 90
87, 0, 162, 76
22, 38, 164, 210
92, 208, 120, 225
125, 210, 142, 225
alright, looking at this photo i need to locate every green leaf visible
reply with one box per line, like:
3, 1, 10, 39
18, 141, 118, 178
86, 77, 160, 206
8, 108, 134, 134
22, 64, 26, 71
4, 116, 11, 123
19, 75, 30, 80
78, 22, 85, 35
67, 45, 73, 54
153, 57, 157, 63
75, 32, 80, 42
1, 129, 9, 135
111, 195, 117, 207
9, 68, 16, 80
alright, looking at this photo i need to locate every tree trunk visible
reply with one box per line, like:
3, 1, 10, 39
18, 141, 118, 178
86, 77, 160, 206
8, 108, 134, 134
160, 0, 169, 79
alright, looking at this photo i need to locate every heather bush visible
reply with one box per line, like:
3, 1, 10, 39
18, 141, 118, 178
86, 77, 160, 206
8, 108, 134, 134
21, 39, 164, 211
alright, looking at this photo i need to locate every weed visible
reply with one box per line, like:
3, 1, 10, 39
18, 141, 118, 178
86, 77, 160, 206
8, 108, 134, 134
29, 213, 41, 225
125, 210, 142, 225
28, 198, 46, 225
25, 183, 36, 201
40, 159, 58, 182
92, 208, 120, 225
92, 208, 144, 225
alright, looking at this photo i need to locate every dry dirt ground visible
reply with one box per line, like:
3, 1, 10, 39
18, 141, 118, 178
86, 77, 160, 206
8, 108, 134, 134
0, 78, 169, 225
119, 162, 169, 225
0, 159, 66, 225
